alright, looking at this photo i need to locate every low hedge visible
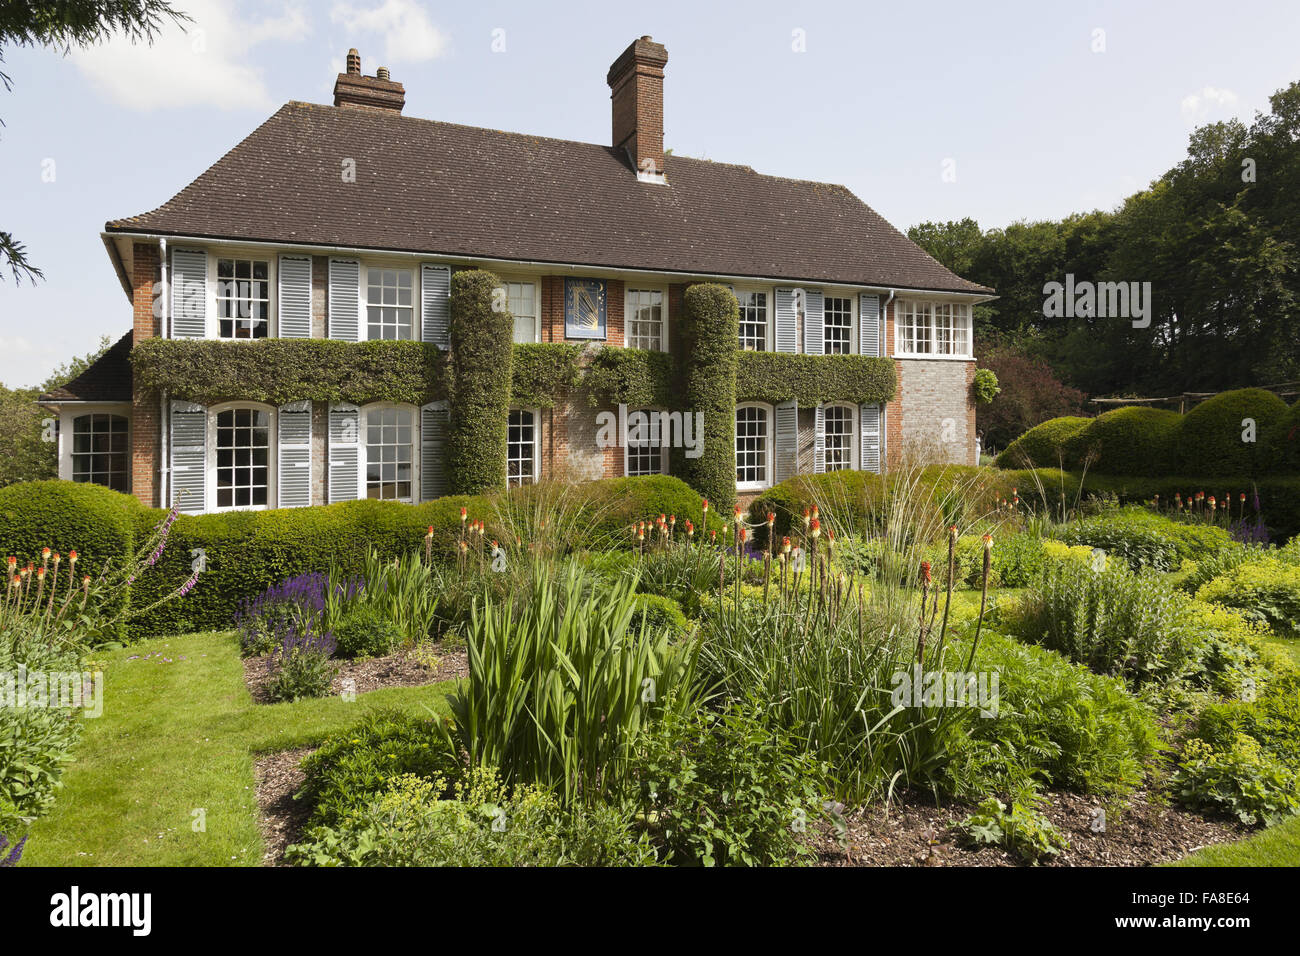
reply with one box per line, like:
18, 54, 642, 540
1175, 389, 1290, 477
585, 347, 676, 409
1063, 407, 1181, 476
995, 416, 1090, 469
511, 343, 583, 409
735, 352, 896, 407
1273, 400, 1300, 473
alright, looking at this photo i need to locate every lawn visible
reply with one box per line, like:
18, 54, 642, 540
21, 631, 457, 867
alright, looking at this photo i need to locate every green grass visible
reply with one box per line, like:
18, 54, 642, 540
21, 631, 456, 867
1168, 815, 1300, 867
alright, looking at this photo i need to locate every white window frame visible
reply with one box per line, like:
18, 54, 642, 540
54, 404, 132, 488
208, 252, 277, 340
735, 401, 774, 492
508, 408, 541, 487
894, 299, 974, 359
362, 262, 416, 341
822, 403, 857, 472
735, 287, 772, 352
822, 293, 855, 355
502, 278, 541, 344
624, 408, 670, 477
625, 287, 669, 351
208, 401, 276, 512
360, 402, 418, 503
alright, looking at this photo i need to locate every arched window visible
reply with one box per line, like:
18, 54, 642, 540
363, 404, 415, 501
735, 402, 773, 491
822, 404, 856, 472
71, 414, 129, 491
213, 405, 272, 509
508, 409, 538, 486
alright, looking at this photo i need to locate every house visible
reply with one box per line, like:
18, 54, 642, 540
39, 36, 992, 515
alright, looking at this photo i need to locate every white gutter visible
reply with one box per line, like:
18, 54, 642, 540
102, 230, 997, 303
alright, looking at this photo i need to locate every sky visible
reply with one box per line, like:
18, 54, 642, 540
0, 0, 1296, 387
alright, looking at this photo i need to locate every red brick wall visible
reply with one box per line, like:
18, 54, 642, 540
130, 242, 161, 507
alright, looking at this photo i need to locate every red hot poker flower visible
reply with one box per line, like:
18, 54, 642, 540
920, 561, 932, 584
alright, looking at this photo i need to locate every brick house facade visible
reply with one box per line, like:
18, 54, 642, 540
40, 37, 992, 515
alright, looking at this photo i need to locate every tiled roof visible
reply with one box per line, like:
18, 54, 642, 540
39, 331, 133, 403
106, 101, 991, 294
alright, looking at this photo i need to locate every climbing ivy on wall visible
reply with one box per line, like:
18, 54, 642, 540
673, 283, 739, 513
446, 269, 513, 495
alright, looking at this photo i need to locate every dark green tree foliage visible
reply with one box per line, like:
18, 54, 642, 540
675, 284, 738, 513
446, 269, 513, 495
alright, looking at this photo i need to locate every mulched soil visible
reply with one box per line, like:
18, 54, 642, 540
809, 788, 1250, 867
242, 644, 468, 704
254, 747, 315, 866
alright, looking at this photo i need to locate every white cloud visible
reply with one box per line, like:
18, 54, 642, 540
330, 0, 447, 65
70, 0, 309, 111
1180, 86, 1240, 127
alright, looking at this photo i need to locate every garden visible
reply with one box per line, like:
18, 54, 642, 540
4, 412, 1299, 868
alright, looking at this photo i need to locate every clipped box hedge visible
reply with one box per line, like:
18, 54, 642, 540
1175, 388, 1290, 477
1063, 407, 1182, 477
995, 416, 1091, 469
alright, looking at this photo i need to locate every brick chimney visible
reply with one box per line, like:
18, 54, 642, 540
607, 36, 668, 179
333, 48, 405, 113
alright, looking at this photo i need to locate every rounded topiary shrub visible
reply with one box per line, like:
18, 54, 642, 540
333, 604, 404, 658
1064, 407, 1181, 476
996, 416, 1091, 469
1175, 388, 1289, 478
1274, 399, 1300, 475
674, 283, 739, 515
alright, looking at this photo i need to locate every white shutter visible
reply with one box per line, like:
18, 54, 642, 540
859, 293, 881, 357
804, 288, 824, 355
278, 255, 312, 338
420, 401, 450, 500
774, 288, 797, 353
170, 401, 207, 513
328, 258, 361, 341
814, 404, 826, 474
860, 403, 881, 474
278, 401, 312, 508
328, 402, 362, 502
774, 400, 798, 483
421, 264, 451, 348
171, 249, 207, 338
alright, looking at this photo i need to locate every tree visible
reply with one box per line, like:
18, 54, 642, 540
1, 0, 188, 283
976, 345, 1086, 452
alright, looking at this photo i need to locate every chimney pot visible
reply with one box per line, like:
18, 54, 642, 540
376, 66, 389, 80
607, 37, 669, 179
334, 51, 405, 112
346, 48, 361, 75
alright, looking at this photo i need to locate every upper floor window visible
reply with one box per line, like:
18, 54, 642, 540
216, 259, 269, 339
366, 267, 414, 340
897, 300, 973, 357
71, 414, 129, 491
215, 406, 270, 509
824, 296, 852, 354
506, 282, 538, 344
627, 289, 666, 351
738, 291, 768, 351
364, 405, 414, 501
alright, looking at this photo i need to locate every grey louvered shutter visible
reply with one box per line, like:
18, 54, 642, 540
859, 293, 881, 357
278, 256, 312, 338
421, 264, 451, 348
420, 401, 449, 500
170, 401, 206, 513
328, 258, 361, 341
328, 402, 361, 502
805, 288, 824, 355
774, 400, 798, 483
278, 401, 312, 508
860, 403, 881, 474
774, 288, 797, 353
171, 249, 207, 338
814, 404, 826, 474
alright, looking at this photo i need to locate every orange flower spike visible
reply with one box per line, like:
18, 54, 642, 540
920, 561, 931, 585
766, 511, 776, 527
810, 518, 821, 539
802, 508, 811, 527
425, 526, 434, 540
811, 505, 819, 520
68, 551, 78, 566
740, 527, 749, 543
52, 552, 61, 565
10, 574, 19, 589
710, 530, 717, 542
782, 536, 791, 555
41, 547, 51, 567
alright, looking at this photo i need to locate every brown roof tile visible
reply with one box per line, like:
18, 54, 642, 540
107, 102, 991, 294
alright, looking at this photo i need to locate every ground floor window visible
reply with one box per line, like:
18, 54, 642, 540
216, 407, 270, 508
365, 405, 414, 501
71, 414, 129, 491
626, 409, 666, 477
508, 410, 537, 486
823, 405, 854, 471
735, 404, 770, 488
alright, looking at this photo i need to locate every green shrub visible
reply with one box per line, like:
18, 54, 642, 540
1196, 557, 1300, 635
510, 343, 583, 408
447, 269, 512, 495
585, 347, 676, 408
267, 639, 338, 703
631, 700, 823, 866
674, 284, 739, 515
630, 593, 689, 637
333, 604, 404, 659
1171, 734, 1299, 826
296, 709, 461, 828
1056, 507, 1234, 571
972, 367, 1000, 405
955, 795, 1068, 864
996, 416, 1091, 469
1180, 542, 1270, 595
734, 351, 895, 407
1175, 388, 1289, 477
1270, 399, 1300, 474
567, 475, 706, 549
1063, 407, 1181, 476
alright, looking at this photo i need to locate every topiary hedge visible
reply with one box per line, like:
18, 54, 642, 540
735, 352, 896, 407
1176, 388, 1289, 477
1273, 399, 1300, 474
131, 337, 448, 406
1062, 406, 1181, 476
511, 343, 583, 408
995, 416, 1091, 469
674, 284, 739, 514
585, 347, 676, 408
447, 270, 513, 495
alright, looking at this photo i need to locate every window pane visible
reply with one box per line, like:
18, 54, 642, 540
508, 410, 536, 486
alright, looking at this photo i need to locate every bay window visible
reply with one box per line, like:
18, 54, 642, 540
896, 300, 973, 357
